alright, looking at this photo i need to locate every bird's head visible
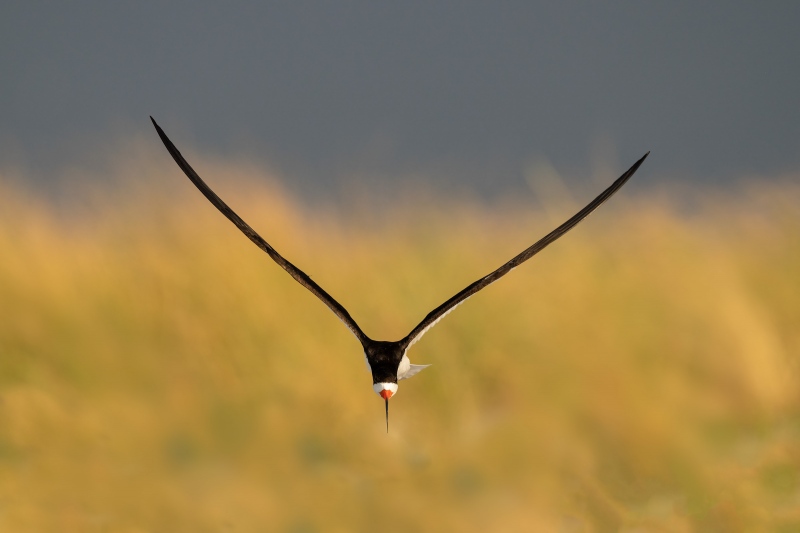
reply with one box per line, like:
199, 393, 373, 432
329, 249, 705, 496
373, 382, 398, 400
373, 382, 398, 432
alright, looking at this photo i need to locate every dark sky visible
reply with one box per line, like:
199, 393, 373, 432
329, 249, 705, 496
2, 1, 799, 196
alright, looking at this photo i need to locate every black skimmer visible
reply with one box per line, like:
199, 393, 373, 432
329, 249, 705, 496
151, 117, 648, 432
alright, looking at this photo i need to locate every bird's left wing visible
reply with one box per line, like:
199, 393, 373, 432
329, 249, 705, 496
151, 117, 370, 347
399, 151, 649, 351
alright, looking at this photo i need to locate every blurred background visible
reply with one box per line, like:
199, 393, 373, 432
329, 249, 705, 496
1, 2, 799, 531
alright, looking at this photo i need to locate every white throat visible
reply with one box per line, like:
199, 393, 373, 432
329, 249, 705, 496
373, 382, 398, 395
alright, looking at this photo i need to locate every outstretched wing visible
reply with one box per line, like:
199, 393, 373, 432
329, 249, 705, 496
400, 152, 649, 351
151, 117, 370, 347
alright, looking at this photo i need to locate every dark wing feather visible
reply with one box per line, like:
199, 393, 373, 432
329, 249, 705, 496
400, 152, 649, 350
151, 117, 370, 346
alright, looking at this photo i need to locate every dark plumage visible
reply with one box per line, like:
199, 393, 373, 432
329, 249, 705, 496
151, 116, 648, 431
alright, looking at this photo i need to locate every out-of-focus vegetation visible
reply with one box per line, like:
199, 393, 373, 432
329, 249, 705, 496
0, 161, 799, 532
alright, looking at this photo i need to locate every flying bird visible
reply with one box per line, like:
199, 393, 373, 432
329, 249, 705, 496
151, 117, 648, 432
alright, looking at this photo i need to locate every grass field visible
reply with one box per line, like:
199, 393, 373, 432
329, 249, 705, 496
1, 160, 799, 532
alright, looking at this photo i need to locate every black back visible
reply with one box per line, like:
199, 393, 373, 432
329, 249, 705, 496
364, 341, 405, 384
152, 117, 648, 385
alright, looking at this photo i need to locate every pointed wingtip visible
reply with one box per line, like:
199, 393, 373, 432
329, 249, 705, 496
623, 151, 650, 181
149, 117, 176, 154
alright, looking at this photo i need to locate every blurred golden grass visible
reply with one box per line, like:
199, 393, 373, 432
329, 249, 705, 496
0, 161, 799, 532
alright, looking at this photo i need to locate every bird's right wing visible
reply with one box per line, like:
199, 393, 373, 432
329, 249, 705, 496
400, 152, 649, 351
151, 117, 371, 347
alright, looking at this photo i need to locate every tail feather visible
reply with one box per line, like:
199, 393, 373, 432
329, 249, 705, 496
399, 364, 430, 380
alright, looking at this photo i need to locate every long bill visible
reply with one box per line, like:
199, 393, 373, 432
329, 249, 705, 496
385, 398, 389, 433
